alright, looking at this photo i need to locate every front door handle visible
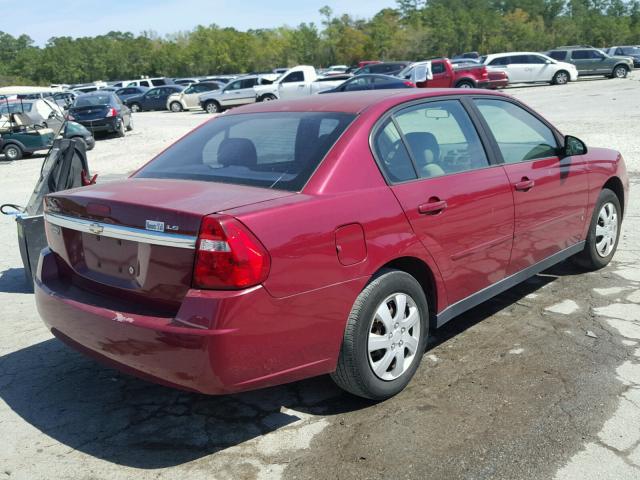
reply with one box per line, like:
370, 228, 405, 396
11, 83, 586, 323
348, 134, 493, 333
418, 199, 447, 215
514, 177, 535, 191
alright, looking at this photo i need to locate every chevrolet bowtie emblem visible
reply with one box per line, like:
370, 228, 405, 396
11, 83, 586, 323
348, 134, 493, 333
89, 223, 104, 235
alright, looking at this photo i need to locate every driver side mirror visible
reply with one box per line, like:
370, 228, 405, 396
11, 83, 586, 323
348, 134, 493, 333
562, 135, 587, 157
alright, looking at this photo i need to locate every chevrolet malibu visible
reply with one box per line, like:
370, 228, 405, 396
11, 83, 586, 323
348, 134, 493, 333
36, 89, 628, 400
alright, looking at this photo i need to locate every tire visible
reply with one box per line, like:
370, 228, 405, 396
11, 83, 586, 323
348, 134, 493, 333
552, 70, 569, 85
573, 188, 622, 270
129, 103, 141, 113
331, 269, 429, 400
170, 101, 183, 112
612, 65, 628, 79
116, 119, 125, 138
204, 101, 220, 114
126, 116, 134, 131
455, 80, 474, 89
260, 94, 277, 102
2, 144, 23, 161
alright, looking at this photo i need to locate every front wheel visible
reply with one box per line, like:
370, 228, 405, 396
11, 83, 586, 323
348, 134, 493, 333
552, 70, 569, 85
2, 144, 23, 161
331, 270, 428, 400
129, 103, 141, 113
612, 65, 628, 79
573, 188, 622, 270
260, 94, 277, 102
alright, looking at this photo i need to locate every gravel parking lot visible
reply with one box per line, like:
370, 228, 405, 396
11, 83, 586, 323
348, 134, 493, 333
1, 75, 639, 480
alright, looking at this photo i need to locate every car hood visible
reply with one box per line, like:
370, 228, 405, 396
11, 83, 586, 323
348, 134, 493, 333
610, 55, 635, 63
557, 61, 578, 70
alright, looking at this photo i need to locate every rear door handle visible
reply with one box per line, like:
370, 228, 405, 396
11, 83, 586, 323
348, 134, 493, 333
514, 178, 535, 191
418, 199, 447, 215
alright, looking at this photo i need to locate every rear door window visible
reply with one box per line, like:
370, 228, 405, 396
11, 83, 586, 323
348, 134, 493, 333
548, 51, 566, 61
136, 112, 355, 191
393, 100, 490, 178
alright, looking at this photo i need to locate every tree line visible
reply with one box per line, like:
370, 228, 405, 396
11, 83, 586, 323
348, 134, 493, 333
1, 0, 639, 86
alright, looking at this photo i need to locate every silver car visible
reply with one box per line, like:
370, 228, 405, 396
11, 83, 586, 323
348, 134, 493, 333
166, 82, 224, 112
198, 75, 275, 114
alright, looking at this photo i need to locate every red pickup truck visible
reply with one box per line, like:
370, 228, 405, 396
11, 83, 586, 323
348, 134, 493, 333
399, 58, 507, 89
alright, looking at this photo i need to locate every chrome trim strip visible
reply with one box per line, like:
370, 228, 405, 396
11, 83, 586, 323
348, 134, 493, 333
44, 212, 197, 250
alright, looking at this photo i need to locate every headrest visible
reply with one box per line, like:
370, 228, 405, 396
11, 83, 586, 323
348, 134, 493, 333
404, 132, 440, 166
217, 138, 257, 168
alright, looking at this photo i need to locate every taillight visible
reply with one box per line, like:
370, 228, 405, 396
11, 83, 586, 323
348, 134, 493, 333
403, 81, 416, 87
66, 114, 75, 121
193, 214, 270, 290
106, 108, 117, 117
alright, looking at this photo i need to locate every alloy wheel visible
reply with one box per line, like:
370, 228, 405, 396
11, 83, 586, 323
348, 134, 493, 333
368, 293, 421, 381
595, 202, 618, 257
614, 67, 627, 78
556, 72, 568, 85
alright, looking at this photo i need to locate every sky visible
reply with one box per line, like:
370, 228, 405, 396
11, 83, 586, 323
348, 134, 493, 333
0, 0, 397, 46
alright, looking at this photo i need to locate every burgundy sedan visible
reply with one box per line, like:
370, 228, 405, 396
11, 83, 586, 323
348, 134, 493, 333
36, 89, 628, 400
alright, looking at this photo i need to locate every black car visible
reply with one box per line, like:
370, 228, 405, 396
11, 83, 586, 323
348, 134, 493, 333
114, 86, 149, 103
124, 85, 184, 112
320, 74, 415, 93
353, 62, 410, 76
69, 92, 133, 137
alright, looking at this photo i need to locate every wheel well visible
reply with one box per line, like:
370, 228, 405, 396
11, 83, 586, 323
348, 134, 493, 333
3, 141, 23, 151
378, 256, 438, 328
603, 176, 625, 217
614, 63, 629, 71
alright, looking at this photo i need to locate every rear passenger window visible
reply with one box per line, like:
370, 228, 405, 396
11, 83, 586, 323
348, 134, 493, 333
373, 120, 417, 182
394, 100, 489, 178
474, 99, 558, 163
548, 51, 566, 61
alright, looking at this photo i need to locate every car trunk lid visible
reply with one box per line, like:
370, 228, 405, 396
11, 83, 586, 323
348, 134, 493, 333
70, 104, 111, 121
44, 178, 293, 311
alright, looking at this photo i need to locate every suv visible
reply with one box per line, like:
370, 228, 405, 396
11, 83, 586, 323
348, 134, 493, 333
603, 46, 640, 68
546, 46, 633, 78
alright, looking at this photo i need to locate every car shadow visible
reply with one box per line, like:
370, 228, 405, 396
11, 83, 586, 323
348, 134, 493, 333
0, 262, 575, 469
0, 267, 32, 294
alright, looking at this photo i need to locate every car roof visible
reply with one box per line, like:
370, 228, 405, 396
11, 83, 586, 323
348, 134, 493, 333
486, 52, 546, 57
77, 91, 114, 97
228, 89, 506, 115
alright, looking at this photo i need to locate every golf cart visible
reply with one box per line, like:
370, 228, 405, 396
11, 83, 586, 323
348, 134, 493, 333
0, 96, 55, 161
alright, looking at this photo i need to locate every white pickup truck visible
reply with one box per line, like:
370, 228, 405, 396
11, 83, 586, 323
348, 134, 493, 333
253, 66, 348, 101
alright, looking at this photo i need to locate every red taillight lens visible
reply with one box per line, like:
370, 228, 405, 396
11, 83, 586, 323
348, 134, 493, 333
193, 215, 270, 290
403, 81, 416, 87
106, 107, 117, 117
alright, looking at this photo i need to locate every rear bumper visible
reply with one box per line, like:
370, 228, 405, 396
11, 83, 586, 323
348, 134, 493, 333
35, 248, 365, 394
486, 78, 509, 89
475, 80, 491, 89
77, 118, 119, 133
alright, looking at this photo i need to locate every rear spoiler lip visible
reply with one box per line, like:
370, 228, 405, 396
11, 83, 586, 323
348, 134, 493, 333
44, 212, 197, 250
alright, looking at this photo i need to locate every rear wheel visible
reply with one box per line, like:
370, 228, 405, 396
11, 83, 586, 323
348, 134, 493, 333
204, 101, 220, 114
170, 101, 183, 112
260, 94, 277, 102
552, 70, 569, 85
116, 119, 125, 138
331, 270, 428, 400
2, 144, 23, 161
573, 188, 621, 270
455, 80, 475, 88
612, 65, 628, 79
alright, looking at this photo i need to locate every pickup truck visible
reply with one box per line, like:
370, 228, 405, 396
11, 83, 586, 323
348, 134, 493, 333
253, 66, 348, 101
398, 58, 492, 89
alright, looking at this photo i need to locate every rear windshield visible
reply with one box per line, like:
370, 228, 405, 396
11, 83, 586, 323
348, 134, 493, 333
74, 95, 111, 107
136, 112, 356, 191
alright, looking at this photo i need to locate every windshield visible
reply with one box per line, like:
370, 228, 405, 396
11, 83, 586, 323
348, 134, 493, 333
74, 95, 111, 107
136, 112, 356, 191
